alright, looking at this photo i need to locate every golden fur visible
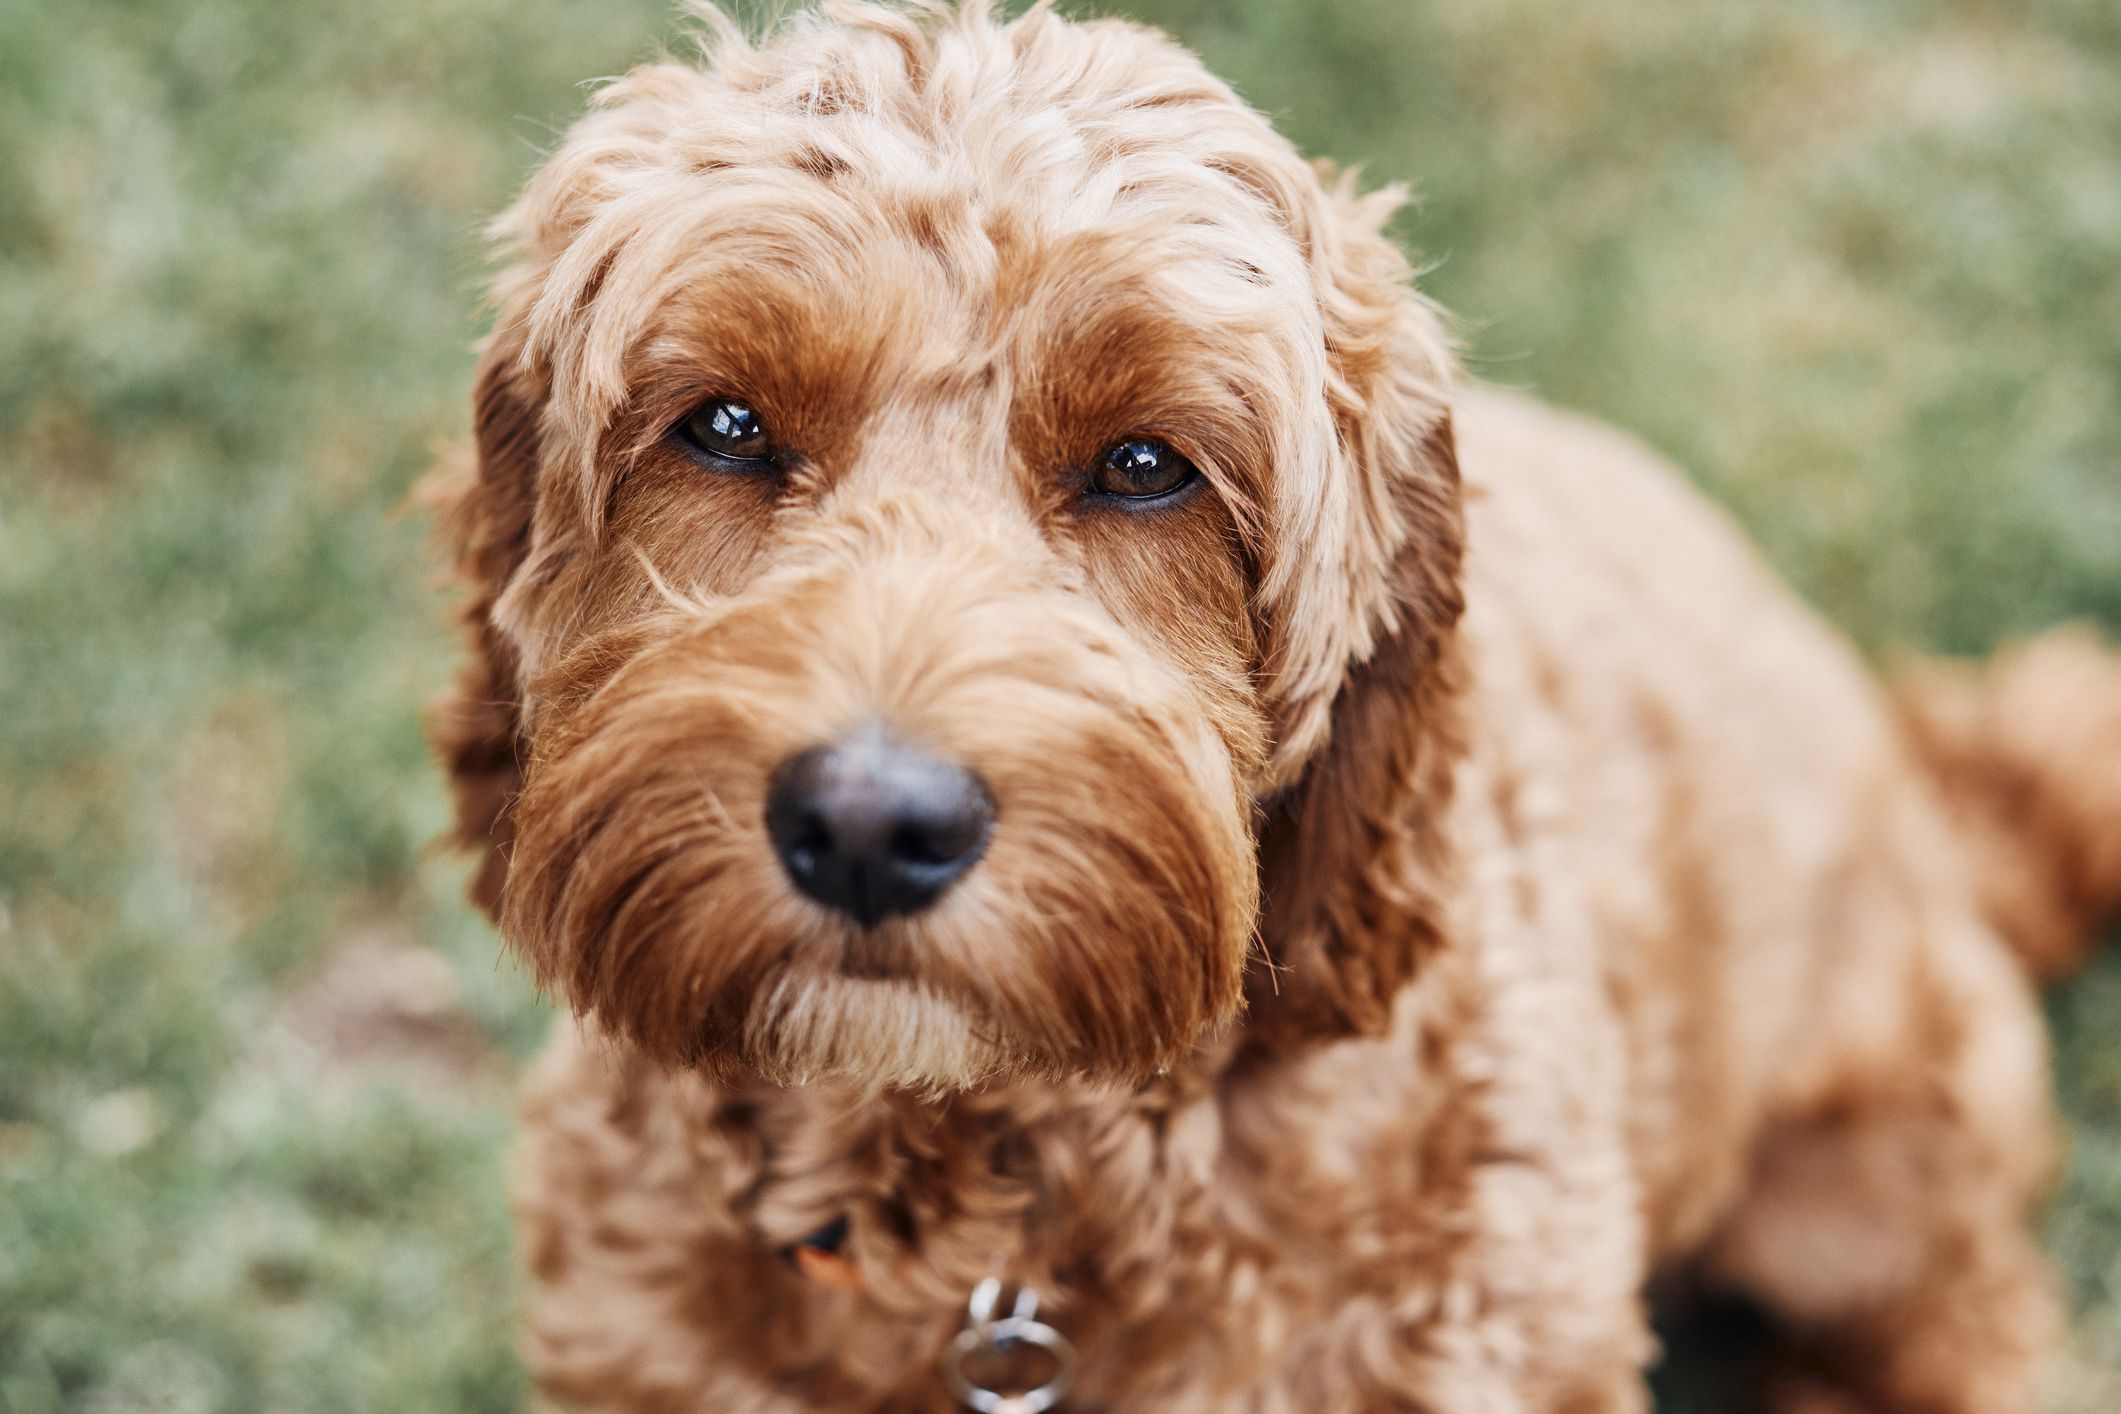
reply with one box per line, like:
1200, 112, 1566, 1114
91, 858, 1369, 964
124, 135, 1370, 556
423, 3, 2121, 1408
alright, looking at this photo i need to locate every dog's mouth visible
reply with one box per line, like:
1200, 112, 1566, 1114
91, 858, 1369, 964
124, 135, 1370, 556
838, 926, 919, 981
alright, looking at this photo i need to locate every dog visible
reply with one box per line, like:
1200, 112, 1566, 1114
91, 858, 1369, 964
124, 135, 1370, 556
425, 3, 2121, 1408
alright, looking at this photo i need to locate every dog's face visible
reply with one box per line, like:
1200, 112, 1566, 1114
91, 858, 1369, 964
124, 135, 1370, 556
437, 3, 1464, 1090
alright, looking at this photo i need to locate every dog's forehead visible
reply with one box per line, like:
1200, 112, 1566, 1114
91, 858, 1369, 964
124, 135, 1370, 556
651, 21, 1314, 314
521, 13, 1334, 536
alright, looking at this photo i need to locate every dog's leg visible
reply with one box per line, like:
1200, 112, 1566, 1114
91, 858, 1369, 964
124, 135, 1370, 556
1696, 947, 2060, 1414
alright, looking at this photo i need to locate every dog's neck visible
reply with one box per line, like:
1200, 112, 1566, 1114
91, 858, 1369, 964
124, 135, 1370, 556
688, 1036, 1236, 1309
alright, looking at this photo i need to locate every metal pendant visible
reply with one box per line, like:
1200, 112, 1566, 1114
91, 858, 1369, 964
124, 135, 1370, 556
942, 1276, 1077, 1413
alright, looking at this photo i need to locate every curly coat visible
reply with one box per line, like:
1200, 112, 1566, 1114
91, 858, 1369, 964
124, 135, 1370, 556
425, 4, 2121, 1409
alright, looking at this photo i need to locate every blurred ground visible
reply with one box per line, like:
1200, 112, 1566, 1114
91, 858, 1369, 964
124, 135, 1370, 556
0, 0, 2115, 1409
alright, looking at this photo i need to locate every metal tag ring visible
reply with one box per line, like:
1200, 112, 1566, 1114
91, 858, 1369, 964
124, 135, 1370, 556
942, 1315, 1077, 1413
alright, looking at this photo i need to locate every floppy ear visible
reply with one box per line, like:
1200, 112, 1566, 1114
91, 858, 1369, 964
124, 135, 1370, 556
425, 335, 543, 916
421, 61, 741, 919
1244, 170, 1468, 1045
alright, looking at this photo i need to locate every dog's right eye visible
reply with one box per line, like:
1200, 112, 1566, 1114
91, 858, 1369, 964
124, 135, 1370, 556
677, 399, 773, 465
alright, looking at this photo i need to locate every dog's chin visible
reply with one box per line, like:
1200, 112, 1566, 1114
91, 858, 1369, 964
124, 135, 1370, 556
733, 970, 1013, 1093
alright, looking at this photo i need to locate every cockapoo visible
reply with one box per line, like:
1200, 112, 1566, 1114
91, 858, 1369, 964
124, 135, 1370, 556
426, 3, 2121, 1408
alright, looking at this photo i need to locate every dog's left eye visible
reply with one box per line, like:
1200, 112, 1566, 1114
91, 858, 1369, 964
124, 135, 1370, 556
1094, 438, 1195, 500
677, 398, 773, 464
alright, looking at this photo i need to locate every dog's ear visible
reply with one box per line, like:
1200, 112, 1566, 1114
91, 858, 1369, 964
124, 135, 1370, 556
426, 335, 542, 916
420, 64, 726, 919
1244, 168, 1468, 1045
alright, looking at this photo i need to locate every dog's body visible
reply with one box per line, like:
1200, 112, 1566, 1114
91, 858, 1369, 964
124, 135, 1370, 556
499, 390, 2068, 1411
430, 5, 2121, 1409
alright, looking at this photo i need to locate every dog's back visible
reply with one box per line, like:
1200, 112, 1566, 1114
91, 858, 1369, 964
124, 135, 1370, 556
1456, 384, 2118, 1406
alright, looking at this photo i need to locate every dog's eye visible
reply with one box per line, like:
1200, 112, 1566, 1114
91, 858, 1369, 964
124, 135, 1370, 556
1093, 438, 1195, 501
678, 398, 772, 464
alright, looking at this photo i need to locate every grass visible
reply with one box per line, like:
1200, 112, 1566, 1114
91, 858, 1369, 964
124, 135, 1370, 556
0, 0, 2114, 1408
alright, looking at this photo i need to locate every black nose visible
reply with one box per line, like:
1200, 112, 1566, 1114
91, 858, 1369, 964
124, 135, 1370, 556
765, 733, 995, 927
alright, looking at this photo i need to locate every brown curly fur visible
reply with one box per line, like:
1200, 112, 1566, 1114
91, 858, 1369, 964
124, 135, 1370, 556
423, 4, 2121, 1409
1896, 630, 2121, 982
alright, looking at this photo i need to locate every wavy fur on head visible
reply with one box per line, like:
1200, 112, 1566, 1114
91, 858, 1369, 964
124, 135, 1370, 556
434, 0, 1463, 1083
427, 3, 2114, 1409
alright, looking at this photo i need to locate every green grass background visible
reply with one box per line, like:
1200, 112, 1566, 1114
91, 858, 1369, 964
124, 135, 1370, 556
1, 0, 2115, 1409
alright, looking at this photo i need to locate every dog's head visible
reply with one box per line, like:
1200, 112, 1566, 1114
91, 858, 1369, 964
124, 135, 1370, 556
431, 0, 1464, 1090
